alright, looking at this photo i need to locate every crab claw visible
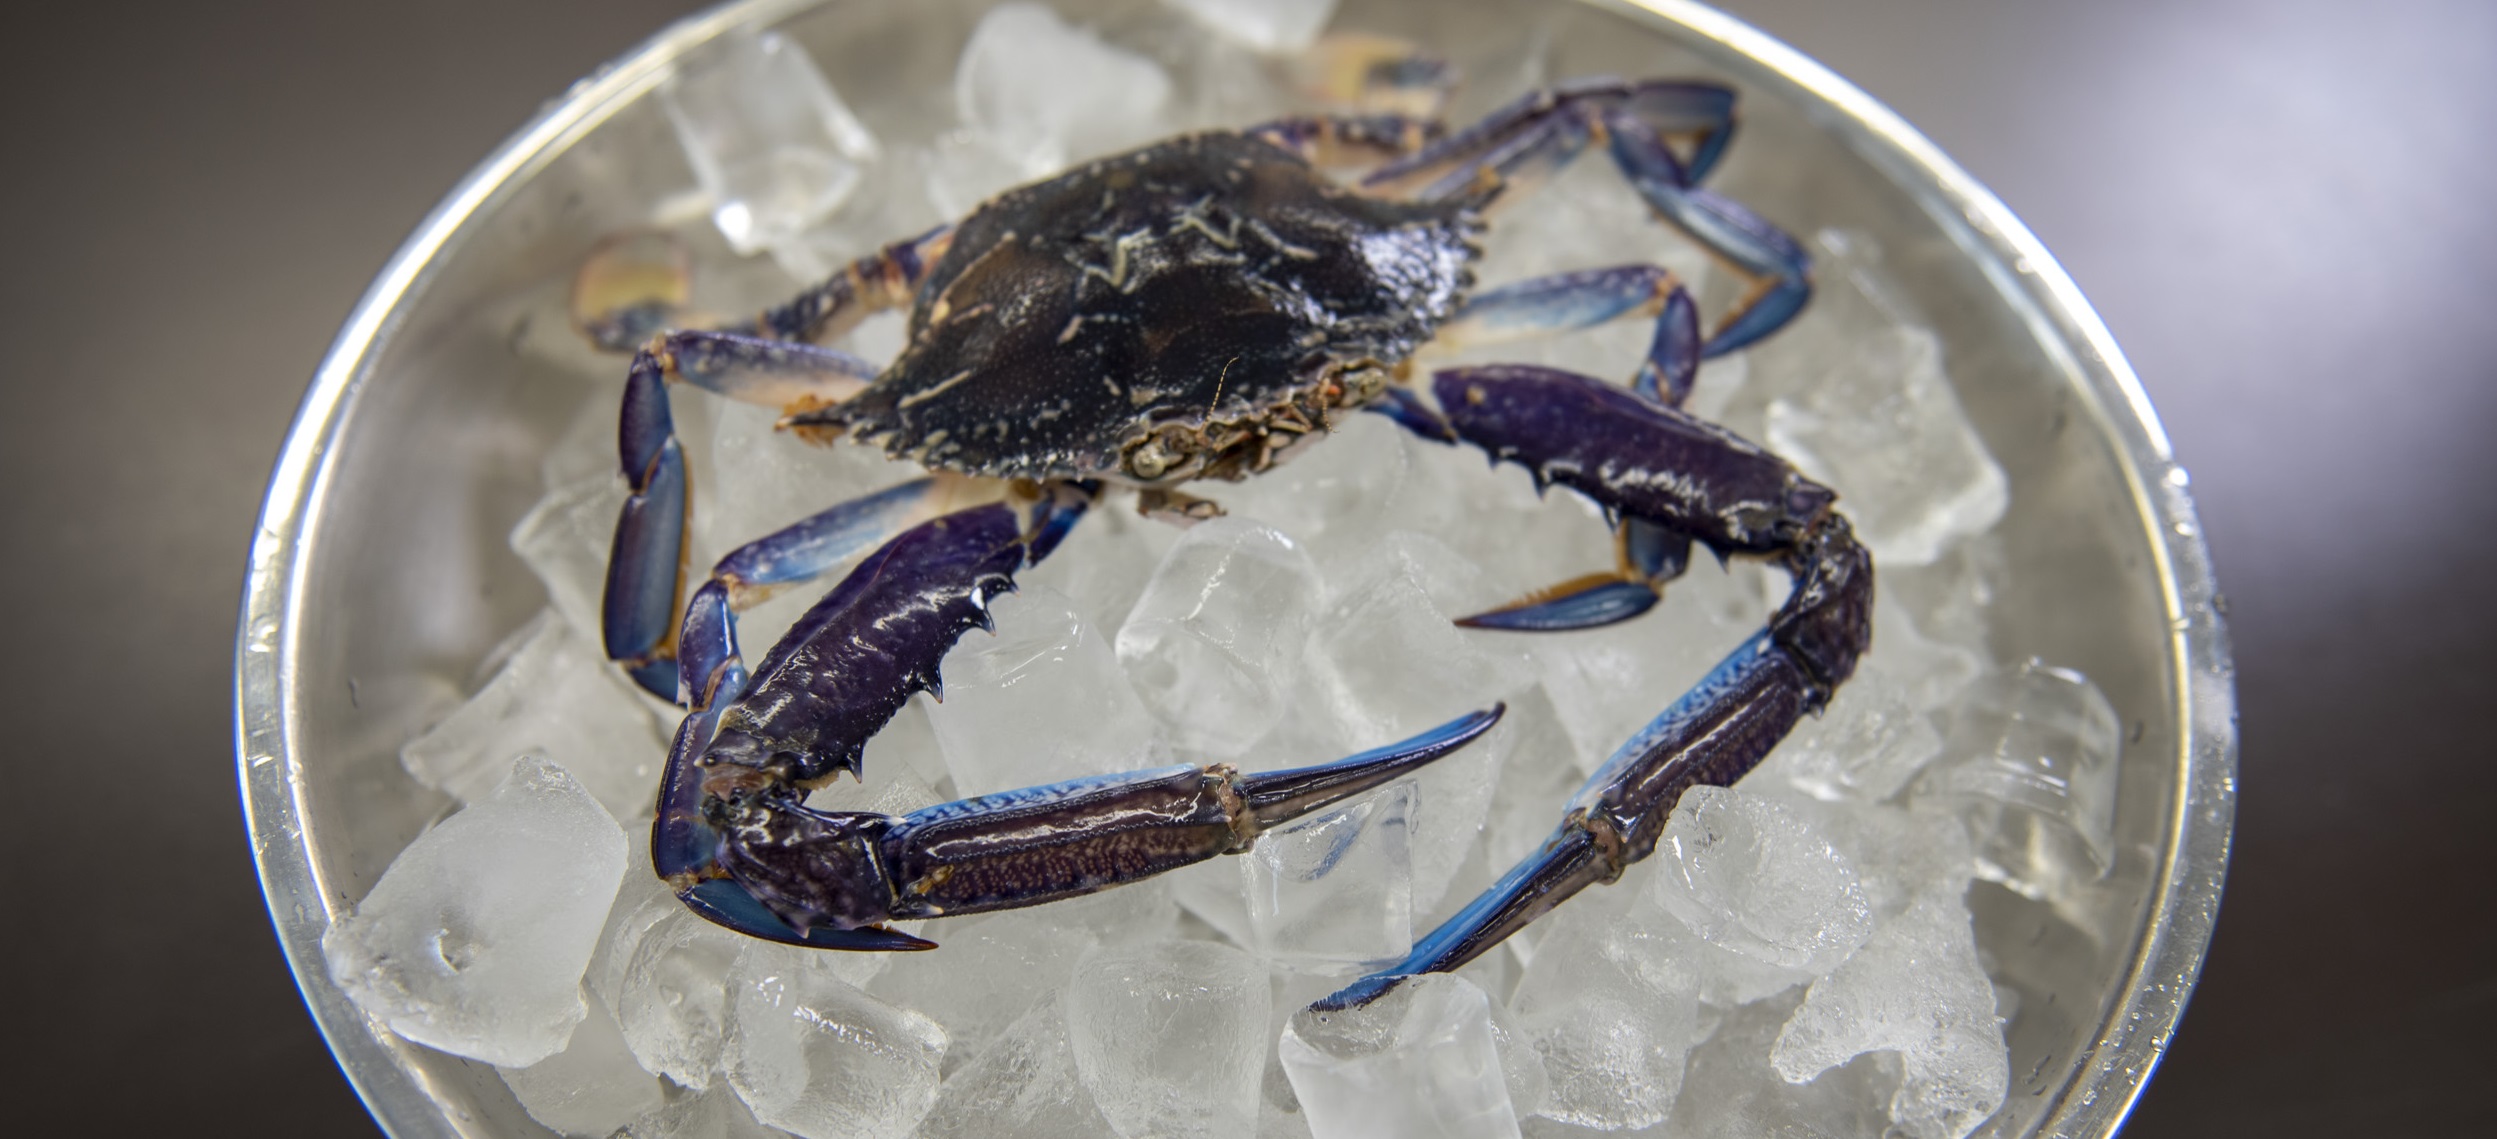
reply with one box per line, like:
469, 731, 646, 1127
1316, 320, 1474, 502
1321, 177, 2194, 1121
647, 502, 1509, 949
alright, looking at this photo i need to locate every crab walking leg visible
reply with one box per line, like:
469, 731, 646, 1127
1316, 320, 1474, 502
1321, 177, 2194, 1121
863, 708, 1503, 923
1358, 78, 1807, 354
1318, 372, 1872, 1009
1435, 263, 1705, 406
649, 503, 1504, 948
603, 333, 919, 697
1359, 78, 1736, 201
1246, 112, 1443, 167
755, 224, 954, 344
1378, 353, 1752, 632
1600, 107, 1811, 357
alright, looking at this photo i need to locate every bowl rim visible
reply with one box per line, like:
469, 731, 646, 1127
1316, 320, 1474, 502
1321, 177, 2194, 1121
236, 1, 2237, 1135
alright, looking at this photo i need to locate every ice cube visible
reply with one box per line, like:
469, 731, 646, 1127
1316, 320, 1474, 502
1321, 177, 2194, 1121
1882, 534, 2008, 664
1528, 556, 1775, 777
617, 1080, 787, 1139
1663, 990, 1896, 1139
1169, 853, 1259, 948
1757, 592, 1984, 802
1066, 940, 1270, 1139
1204, 414, 1428, 561
926, 582, 1165, 797
1281, 973, 1521, 1139
1479, 688, 1586, 876
1296, 533, 1530, 912
696, 401, 904, 592
955, 3, 1173, 175
321, 757, 627, 1067
1911, 660, 2121, 901
866, 906, 1098, 1071
921, 129, 1032, 220
1021, 496, 1184, 637
917, 993, 1115, 1139
615, 909, 744, 1089
399, 611, 668, 820
1243, 781, 1416, 968
1506, 890, 1701, 1130
1755, 679, 1943, 805
1053, 877, 1184, 947
1116, 517, 1326, 756
1160, 0, 1339, 51
512, 473, 629, 641
587, 825, 678, 1015
1788, 799, 1975, 926
1761, 320, 2006, 567
500, 994, 666, 1137
1771, 889, 2009, 1139
1647, 786, 1873, 975
722, 942, 949, 1139
662, 27, 879, 256
1474, 973, 1548, 1119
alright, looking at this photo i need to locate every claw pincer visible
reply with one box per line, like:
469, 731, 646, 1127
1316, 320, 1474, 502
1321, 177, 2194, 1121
1321, 367, 1873, 1009
652, 502, 1503, 950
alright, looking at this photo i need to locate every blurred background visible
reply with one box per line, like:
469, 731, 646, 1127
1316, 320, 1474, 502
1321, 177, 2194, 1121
2, 0, 2488, 1134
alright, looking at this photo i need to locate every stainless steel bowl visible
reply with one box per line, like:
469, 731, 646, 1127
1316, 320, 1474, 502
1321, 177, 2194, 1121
237, 1, 2236, 1134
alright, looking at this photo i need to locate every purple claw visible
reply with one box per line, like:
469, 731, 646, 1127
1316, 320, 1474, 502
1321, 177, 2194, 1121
1456, 576, 1660, 631
1432, 364, 1831, 554
1368, 386, 1458, 442
706, 505, 1025, 786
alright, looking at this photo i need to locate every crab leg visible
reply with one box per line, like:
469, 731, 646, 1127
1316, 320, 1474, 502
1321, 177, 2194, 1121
604, 333, 923, 697
1318, 367, 1871, 1009
1598, 108, 1810, 356
1359, 79, 1807, 355
652, 503, 1503, 948
1359, 78, 1735, 200
756, 224, 954, 344
1247, 112, 1443, 167
1435, 263, 1705, 405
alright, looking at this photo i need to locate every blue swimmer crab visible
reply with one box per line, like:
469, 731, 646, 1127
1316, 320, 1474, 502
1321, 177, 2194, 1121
573, 75, 1871, 1010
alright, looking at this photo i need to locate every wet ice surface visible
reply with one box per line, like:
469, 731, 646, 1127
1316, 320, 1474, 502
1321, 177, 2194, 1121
663, 28, 878, 263
315, 10, 2132, 1136
925, 582, 1164, 797
1771, 889, 2010, 1139
399, 611, 667, 820
1648, 787, 1873, 976
956, 3, 1173, 177
500, 996, 664, 1136
1912, 660, 2123, 903
1067, 940, 1270, 1139
322, 757, 625, 1068
1116, 517, 1325, 756
1244, 780, 1416, 967
1282, 973, 1521, 1139
723, 944, 949, 1139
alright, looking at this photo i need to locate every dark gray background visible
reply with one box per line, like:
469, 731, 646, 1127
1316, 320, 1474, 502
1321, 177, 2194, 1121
4, 0, 2488, 1133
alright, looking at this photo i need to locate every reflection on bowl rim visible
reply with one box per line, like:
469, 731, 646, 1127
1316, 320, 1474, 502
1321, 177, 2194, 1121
236, 1, 2236, 1135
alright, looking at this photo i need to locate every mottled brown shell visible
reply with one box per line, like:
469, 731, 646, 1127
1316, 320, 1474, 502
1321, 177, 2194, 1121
821, 131, 1482, 482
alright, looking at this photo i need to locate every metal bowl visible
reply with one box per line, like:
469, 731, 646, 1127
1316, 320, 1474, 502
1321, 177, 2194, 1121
237, 0, 2236, 1134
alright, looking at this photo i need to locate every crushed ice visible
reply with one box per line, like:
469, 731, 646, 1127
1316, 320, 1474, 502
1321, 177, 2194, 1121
315, 8, 2128, 1137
